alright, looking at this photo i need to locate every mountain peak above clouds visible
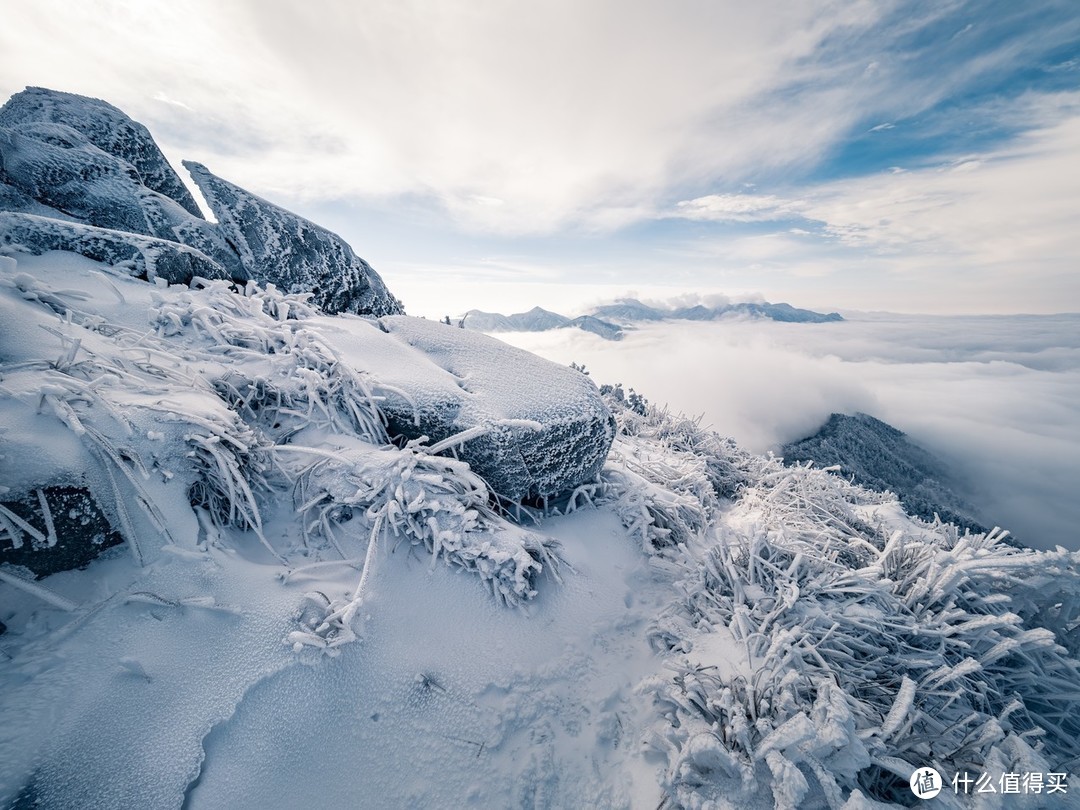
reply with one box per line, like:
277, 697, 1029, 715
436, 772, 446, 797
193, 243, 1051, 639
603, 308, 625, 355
782, 412, 995, 539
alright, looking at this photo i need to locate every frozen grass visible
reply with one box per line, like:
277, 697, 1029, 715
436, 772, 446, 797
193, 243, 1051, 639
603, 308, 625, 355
2, 267, 564, 632
605, 398, 1080, 808
282, 437, 564, 652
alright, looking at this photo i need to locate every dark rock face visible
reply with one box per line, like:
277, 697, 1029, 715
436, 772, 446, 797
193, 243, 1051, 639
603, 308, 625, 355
0, 87, 202, 217
0, 177, 79, 221
0, 212, 230, 284
1, 485, 124, 578
0, 122, 152, 233
185, 161, 403, 316
372, 316, 616, 502
782, 412, 990, 535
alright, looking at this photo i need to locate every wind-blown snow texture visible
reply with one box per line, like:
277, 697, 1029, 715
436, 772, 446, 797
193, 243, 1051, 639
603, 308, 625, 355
185, 160, 403, 316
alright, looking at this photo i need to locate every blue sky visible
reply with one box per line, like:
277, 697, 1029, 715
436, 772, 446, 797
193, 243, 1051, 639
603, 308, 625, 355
3, 0, 1079, 316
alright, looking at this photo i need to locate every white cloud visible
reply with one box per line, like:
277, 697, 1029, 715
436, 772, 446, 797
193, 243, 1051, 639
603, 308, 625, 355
674, 193, 804, 222
0, 0, 898, 233
498, 315, 1080, 550
665, 96, 1080, 312
2, 1, 1077, 311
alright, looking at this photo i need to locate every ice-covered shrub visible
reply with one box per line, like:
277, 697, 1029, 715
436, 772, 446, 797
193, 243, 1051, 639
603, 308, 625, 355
640, 443, 1080, 808
282, 437, 563, 651
587, 389, 757, 552
151, 280, 388, 443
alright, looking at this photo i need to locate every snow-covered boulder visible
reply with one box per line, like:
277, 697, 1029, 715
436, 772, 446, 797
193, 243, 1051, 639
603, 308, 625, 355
0, 121, 243, 278
361, 316, 615, 501
0, 212, 230, 284
0, 87, 202, 217
184, 161, 403, 316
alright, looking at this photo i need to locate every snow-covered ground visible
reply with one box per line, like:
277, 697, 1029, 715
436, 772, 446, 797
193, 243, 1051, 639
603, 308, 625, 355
2, 253, 1080, 808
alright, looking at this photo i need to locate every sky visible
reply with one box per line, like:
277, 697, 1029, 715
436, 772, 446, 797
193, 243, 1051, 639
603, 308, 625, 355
498, 313, 1080, 551
2, 0, 1079, 317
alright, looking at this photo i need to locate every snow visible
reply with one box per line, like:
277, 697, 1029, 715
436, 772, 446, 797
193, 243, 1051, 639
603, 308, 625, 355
2, 249, 1079, 808
373, 315, 616, 501
184, 508, 667, 809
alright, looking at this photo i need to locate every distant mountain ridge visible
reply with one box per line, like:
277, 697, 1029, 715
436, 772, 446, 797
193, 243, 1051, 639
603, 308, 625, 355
592, 297, 843, 324
461, 307, 625, 340
460, 297, 842, 340
781, 412, 993, 538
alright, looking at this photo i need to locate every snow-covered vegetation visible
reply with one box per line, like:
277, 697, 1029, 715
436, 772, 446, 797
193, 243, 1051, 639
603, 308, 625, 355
604, 401, 1080, 808
2, 250, 1079, 808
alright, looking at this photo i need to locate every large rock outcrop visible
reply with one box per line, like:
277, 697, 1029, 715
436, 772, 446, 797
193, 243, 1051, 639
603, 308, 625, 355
0, 115, 243, 278
374, 316, 614, 501
0, 87, 403, 315
184, 161, 403, 316
0, 87, 202, 216
0, 212, 230, 284
0, 178, 78, 221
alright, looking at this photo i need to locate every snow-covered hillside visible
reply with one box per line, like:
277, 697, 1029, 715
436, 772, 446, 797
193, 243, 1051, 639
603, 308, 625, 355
2, 252, 1078, 808
2, 87, 1079, 810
